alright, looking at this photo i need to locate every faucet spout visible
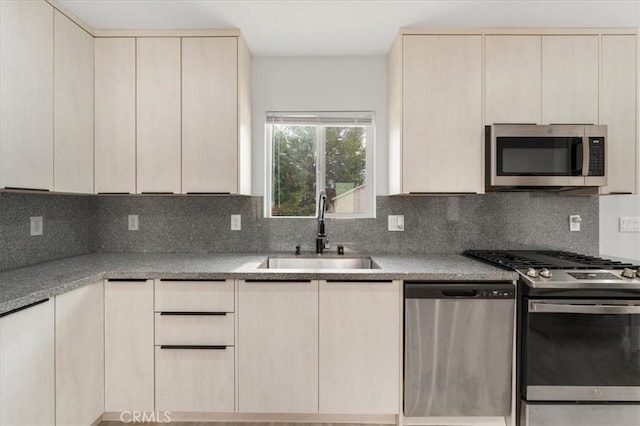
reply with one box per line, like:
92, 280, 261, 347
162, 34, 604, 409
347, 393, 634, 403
316, 191, 328, 254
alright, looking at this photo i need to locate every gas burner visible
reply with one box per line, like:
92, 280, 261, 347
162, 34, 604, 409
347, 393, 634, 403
464, 250, 638, 271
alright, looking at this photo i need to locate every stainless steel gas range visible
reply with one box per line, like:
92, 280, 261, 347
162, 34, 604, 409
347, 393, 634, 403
464, 250, 640, 426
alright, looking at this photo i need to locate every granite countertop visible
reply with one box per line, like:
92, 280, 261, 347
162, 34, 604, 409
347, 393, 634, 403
0, 252, 518, 315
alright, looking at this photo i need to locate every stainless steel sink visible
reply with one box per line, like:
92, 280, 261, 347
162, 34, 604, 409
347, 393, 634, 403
258, 256, 379, 270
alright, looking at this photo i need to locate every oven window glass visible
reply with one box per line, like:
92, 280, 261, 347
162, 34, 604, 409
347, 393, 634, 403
497, 137, 582, 176
523, 308, 640, 388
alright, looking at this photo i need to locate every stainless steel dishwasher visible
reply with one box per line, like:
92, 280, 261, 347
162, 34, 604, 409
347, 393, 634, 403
404, 282, 515, 417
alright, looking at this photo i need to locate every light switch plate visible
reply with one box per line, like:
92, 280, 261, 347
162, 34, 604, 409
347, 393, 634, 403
128, 215, 139, 231
388, 215, 405, 232
231, 214, 241, 231
619, 216, 640, 232
30, 216, 43, 236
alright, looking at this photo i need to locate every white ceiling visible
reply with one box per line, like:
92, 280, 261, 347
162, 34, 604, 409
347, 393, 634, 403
58, 0, 640, 56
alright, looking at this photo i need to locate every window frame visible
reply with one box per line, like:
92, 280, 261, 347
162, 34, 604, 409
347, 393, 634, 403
265, 111, 376, 219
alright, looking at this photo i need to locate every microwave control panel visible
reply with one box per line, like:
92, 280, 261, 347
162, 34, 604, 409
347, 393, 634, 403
588, 137, 605, 176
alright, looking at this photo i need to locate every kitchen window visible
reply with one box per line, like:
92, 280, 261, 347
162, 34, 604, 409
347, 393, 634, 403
265, 111, 375, 218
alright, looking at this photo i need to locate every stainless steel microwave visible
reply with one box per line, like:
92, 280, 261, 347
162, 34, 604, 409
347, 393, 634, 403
486, 124, 607, 188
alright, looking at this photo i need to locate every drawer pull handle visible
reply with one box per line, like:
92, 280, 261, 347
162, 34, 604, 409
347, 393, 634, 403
160, 312, 227, 316
0, 298, 49, 318
107, 278, 147, 282
160, 345, 227, 350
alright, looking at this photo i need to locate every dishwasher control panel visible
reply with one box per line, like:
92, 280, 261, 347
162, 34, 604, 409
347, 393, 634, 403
483, 289, 515, 299
404, 282, 515, 299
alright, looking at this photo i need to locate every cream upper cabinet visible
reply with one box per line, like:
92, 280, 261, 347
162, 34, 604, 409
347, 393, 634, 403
238, 280, 319, 413
600, 35, 637, 194
104, 279, 154, 412
136, 38, 181, 194
319, 280, 401, 414
0, 300, 55, 425
182, 37, 251, 194
389, 34, 483, 194
55, 282, 104, 426
0, 0, 54, 190
485, 35, 542, 125
541, 35, 599, 125
54, 10, 94, 193
95, 38, 136, 193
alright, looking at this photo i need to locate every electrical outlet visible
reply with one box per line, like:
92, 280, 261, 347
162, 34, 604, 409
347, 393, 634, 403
128, 215, 139, 231
569, 215, 582, 232
231, 214, 241, 231
30, 216, 43, 236
619, 216, 640, 232
388, 215, 405, 232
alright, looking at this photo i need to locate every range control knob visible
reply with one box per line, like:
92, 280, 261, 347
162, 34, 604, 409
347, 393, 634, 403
622, 268, 637, 279
540, 268, 552, 279
526, 268, 539, 278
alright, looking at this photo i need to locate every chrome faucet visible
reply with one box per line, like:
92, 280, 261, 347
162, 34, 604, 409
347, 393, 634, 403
316, 191, 328, 254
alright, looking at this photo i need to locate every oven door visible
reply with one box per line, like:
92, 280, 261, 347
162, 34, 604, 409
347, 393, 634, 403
522, 299, 640, 402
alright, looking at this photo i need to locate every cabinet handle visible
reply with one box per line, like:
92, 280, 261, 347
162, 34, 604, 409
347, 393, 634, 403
0, 298, 49, 318
160, 312, 227, 316
160, 345, 227, 350
160, 279, 227, 282
107, 278, 147, 282
244, 279, 312, 283
4, 187, 49, 192
325, 280, 393, 283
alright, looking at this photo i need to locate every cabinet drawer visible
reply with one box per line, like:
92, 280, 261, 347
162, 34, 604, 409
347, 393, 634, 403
155, 280, 234, 312
155, 312, 234, 346
155, 346, 234, 412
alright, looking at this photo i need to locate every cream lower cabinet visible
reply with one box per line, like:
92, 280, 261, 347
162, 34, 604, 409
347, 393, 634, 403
0, 299, 55, 425
55, 281, 104, 425
319, 280, 401, 414
154, 279, 235, 412
238, 280, 319, 413
104, 279, 154, 412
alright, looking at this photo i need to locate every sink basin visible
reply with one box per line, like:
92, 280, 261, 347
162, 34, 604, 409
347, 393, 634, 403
258, 256, 379, 270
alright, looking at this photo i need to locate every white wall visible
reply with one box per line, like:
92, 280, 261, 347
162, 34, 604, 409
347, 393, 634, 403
600, 194, 640, 260
251, 55, 388, 196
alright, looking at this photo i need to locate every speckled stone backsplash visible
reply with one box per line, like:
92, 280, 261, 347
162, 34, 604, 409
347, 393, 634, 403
0, 191, 97, 271
93, 193, 599, 256
1, 191, 599, 271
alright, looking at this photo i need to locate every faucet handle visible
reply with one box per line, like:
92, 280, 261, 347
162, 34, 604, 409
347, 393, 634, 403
295, 245, 301, 255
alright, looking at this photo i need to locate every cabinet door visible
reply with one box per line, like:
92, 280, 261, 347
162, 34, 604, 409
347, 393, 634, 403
137, 38, 181, 193
319, 280, 400, 414
55, 282, 104, 426
0, 0, 53, 190
54, 10, 94, 193
542, 35, 599, 125
600, 35, 637, 194
238, 280, 318, 413
104, 279, 154, 412
155, 346, 234, 412
0, 300, 55, 425
402, 35, 483, 193
95, 38, 136, 193
485, 35, 541, 125
182, 37, 238, 193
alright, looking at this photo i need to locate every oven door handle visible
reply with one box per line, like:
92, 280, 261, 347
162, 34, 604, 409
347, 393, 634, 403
529, 302, 640, 314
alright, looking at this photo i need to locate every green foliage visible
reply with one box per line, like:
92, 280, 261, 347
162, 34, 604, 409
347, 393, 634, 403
271, 125, 367, 217
272, 125, 317, 216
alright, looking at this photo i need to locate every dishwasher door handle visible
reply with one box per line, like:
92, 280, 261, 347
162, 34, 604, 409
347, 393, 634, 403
441, 290, 479, 298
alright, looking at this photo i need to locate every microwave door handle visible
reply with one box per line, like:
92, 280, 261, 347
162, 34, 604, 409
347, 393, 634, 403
530, 302, 640, 315
582, 135, 590, 176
